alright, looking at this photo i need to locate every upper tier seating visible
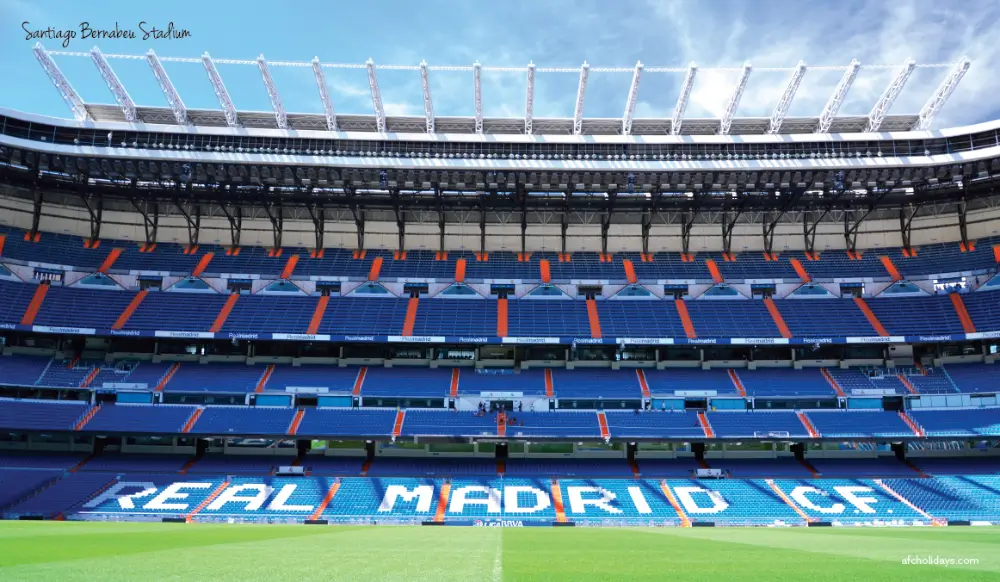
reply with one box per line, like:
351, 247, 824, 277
0, 398, 88, 431
294, 408, 397, 437
551, 368, 644, 399
3, 225, 1000, 284
867, 294, 967, 336
943, 364, 998, 394
165, 363, 268, 393
705, 411, 810, 439
266, 365, 359, 393
85, 404, 197, 434
805, 410, 915, 438
827, 368, 907, 396
189, 407, 296, 436
605, 411, 704, 439
363, 367, 450, 398
734, 369, 836, 398
644, 369, 739, 396
458, 369, 547, 397
399, 409, 497, 437
3, 273, 1000, 340
777, 299, 877, 336
910, 408, 1000, 437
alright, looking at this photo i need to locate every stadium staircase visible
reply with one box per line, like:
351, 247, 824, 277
434, 479, 452, 523
307, 296, 329, 334
20, 283, 50, 326
155, 363, 181, 392
658, 480, 691, 527
549, 479, 568, 523
765, 479, 815, 524
209, 294, 240, 332
112, 290, 148, 329
309, 478, 342, 521
899, 412, 926, 437
796, 412, 820, 438
852, 297, 889, 336
820, 369, 847, 397
950, 293, 977, 334
73, 406, 100, 431
185, 479, 231, 522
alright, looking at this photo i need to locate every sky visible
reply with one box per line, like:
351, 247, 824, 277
1, 0, 999, 128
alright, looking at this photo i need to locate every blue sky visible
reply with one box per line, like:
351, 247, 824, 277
2, 0, 999, 128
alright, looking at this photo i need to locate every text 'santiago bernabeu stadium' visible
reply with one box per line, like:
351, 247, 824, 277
1, 45, 999, 528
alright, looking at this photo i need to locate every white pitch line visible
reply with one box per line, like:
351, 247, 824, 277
492, 528, 503, 582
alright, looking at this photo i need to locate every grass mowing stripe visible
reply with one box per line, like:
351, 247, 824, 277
0, 522, 354, 567
638, 527, 1000, 573
3, 523, 1000, 582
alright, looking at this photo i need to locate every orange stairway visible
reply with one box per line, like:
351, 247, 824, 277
287, 409, 305, 435
697, 411, 714, 438
796, 411, 820, 438
539, 259, 551, 283
704, 258, 724, 284
585, 298, 603, 339
392, 410, 406, 437
185, 480, 230, 522
550, 480, 568, 523
899, 412, 925, 437
597, 411, 610, 440
402, 297, 419, 336
454, 258, 466, 283
498, 412, 506, 437
254, 364, 275, 393
281, 255, 299, 279
0, 234, 5, 256
763, 298, 793, 339
97, 248, 123, 273
112, 290, 148, 330
674, 299, 697, 339
788, 258, 811, 283
449, 368, 460, 398
181, 407, 204, 433
352, 367, 367, 396
368, 256, 383, 281
21, 283, 50, 325
728, 369, 747, 397
853, 297, 889, 336
155, 363, 180, 392
766, 479, 815, 524
209, 294, 239, 333
879, 256, 903, 281
79, 368, 100, 389
820, 368, 847, 397
309, 479, 341, 521
658, 481, 691, 527
434, 480, 452, 523
496, 298, 508, 337
949, 293, 977, 334
191, 252, 214, 276
544, 369, 554, 398
636, 369, 651, 399
622, 259, 637, 284
307, 296, 329, 334
73, 406, 99, 431
898, 374, 918, 395
994, 244, 1000, 264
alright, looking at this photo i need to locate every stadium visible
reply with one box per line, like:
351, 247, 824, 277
1, 35, 1000, 579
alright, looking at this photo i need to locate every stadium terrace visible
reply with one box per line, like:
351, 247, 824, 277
0, 45, 999, 536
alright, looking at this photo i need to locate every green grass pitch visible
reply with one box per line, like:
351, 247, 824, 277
1, 522, 998, 581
